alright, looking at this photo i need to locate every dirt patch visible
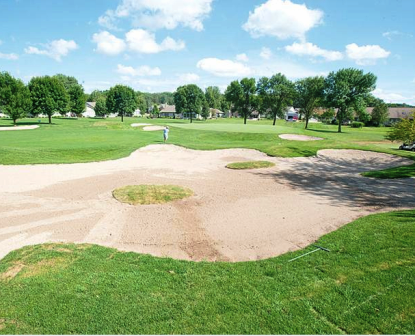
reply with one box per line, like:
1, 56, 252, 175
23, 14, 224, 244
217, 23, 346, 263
0, 264, 24, 281
0, 125, 39, 131
279, 134, 323, 141
143, 126, 165, 131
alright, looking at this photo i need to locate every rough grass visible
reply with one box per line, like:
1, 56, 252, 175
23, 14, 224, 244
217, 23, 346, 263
362, 163, 415, 179
226, 160, 275, 169
0, 210, 414, 334
112, 185, 193, 205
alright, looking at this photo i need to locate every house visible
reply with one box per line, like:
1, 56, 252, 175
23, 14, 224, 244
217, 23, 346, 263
132, 109, 141, 117
285, 107, 299, 121
159, 104, 179, 118
209, 108, 225, 118
366, 107, 414, 124
82, 102, 96, 118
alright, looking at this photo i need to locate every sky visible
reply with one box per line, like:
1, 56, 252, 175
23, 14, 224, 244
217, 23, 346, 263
0, 0, 414, 104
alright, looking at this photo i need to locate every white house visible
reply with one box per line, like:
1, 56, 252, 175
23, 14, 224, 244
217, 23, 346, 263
82, 102, 96, 118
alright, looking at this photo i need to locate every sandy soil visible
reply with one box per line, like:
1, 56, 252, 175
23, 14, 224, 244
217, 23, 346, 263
131, 123, 152, 127
143, 126, 165, 131
0, 125, 39, 131
0, 146, 414, 262
279, 134, 323, 141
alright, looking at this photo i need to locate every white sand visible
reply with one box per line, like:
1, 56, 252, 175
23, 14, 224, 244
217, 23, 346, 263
0, 125, 39, 131
279, 134, 323, 141
0, 146, 413, 262
143, 126, 165, 131
131, 123, 152, 127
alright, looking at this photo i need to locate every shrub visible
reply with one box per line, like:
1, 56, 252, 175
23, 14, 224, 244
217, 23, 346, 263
351, 121, 364, 128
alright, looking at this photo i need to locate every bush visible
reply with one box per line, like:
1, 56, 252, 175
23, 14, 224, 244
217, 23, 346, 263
351, 121, 364, 128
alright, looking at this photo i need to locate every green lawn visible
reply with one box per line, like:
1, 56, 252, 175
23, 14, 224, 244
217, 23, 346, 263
0, 117, 414, 167
0, 210, 414, 334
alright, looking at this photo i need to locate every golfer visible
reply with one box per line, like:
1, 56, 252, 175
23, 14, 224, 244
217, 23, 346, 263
163, 126, 169, 143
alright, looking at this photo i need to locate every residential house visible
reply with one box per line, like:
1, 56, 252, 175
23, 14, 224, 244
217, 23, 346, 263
159, 104, 178, 118
366, 107, 414, 124
82, 102, 96, 118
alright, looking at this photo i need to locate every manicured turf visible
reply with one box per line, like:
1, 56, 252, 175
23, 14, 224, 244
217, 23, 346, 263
112, 185, 193, 205
1, 117, 414, 167
0, 210, 414, 334
226, 160, 275, 169
362, 163, 415, 179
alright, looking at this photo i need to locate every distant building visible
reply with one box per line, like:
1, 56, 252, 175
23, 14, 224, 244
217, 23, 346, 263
159, 104, 178, 118
210, 108, 225, 118
82, 102, 96, 118
366, 107, 414, 124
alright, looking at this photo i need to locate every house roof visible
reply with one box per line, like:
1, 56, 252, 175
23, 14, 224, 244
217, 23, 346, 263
366, 107, 414, 119
210, 108, 224, 114
160, 104, 176, 113
86, 102, 96, 109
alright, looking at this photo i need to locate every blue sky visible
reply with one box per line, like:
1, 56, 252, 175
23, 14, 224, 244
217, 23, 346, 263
0, 0, 414, 104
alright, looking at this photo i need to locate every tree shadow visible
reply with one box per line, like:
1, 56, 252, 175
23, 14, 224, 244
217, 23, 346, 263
306, 128, 341, 134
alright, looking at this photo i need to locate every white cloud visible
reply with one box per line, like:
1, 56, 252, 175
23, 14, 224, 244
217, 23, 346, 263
125, 29, 185, 54
345, 43, 390, 65
260, 47, 272, 60
382, 30, 412, 40
116, 64, 161, 76
0, 51, 19, 60
24, 39, 78, 62
178, 73, 200, 83
373, 88, 415, 104
243, 0, 323, 40
92, 31, 126, 56
285, 42, 343, 61
236, 53, 249, 62
197, 58, 252, 77
99, 0, 213, 32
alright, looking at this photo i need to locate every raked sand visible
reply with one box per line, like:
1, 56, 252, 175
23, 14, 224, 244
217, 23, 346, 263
0, 145, 414, 262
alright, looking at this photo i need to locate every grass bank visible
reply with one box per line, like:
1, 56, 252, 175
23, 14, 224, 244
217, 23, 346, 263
0, 210, 414, 334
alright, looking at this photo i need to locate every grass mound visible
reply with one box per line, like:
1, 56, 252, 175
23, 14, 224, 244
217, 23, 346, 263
362, 163, 415, 179
0, 210, 414, 334
112, 184, 193, 205
226, 160, 275, 169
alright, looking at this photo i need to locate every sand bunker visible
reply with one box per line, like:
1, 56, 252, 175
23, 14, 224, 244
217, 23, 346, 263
279, 134, 323, 141
143, 126, 165, 131
0, 146, 413, 262
0, 125, 39, 131
131, 123, 152, 127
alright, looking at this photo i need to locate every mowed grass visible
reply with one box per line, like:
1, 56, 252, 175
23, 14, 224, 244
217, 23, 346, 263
226, 160, 275, 169
0, 210, 414, 334
112, 185, 193, 205
362, 163, 415, 179
1, 117, 414, 166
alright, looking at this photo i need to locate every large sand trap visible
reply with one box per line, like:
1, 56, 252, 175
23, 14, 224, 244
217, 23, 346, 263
0, 146, 414, 262
143, 126, 165, 131
0, 125, 39, 131
131, 123, 152, 127
279, 134, 323, 141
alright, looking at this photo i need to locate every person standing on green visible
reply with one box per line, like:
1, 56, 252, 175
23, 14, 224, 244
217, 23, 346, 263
163, 126, 169, 143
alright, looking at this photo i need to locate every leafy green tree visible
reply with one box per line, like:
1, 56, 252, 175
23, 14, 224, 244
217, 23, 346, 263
135, 92, 148, 113
29, 76, 68, 124
225, 78, 257, 124
88, 90, 106, 102
152, 104, 160, 117
205, 86, 221, 109
257, 74, 295, 126
0, 72, 32, 125
201, 100, 210, 120
219, 96, 230, 115
106, 85, 137, 122
320, 108, 335, 123
371, 100, 389, 126
324, 68, 377, 132
94, 97, 107, 117
294, 76, 324, 129
386, 113, 415, 144
174, 84, 204, 123
68, 84, 86, 116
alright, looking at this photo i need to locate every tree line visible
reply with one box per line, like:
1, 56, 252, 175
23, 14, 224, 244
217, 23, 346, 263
0, 68, 391, 131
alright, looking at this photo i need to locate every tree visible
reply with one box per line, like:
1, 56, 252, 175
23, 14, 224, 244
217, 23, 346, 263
29, 76, 68, 124
88, 90, 106, 102
106, 85, 137, 122
386, 113, 415, 144
68, 84, 86, 116
353, 97, 371, 125
201, 100, 210, 120
0, 72, 32, 125
225, 78, 257, 124
324, 68, 377, 133
257, 74, 295, 126
174, 84, 204, 123
320, 108, 335, 123
152, 104, 160, 117
205, 86, 221, 109
371, 99, 389, 126
135, 92, 148, 114
94, 97, 107, 117
294, 76, 324, 129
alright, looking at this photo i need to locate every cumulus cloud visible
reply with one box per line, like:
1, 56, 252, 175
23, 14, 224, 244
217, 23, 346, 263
243, 0, 323, 40
92, 31, 126, 56
197, 58, 252, 77
373, 88, 415, 104
260, 47, 272, 60
116, 64, 161, 76
24, 39, 78, 61
236, 53, 249, 62
285, 42, 343, 61
125, 29, 185, 53
345, 43, 390, 65
99, 0, 213, 31
0, 51, 18, 60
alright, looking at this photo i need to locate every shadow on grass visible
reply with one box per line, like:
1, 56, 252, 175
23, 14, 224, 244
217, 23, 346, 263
307, 128, 341, 134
